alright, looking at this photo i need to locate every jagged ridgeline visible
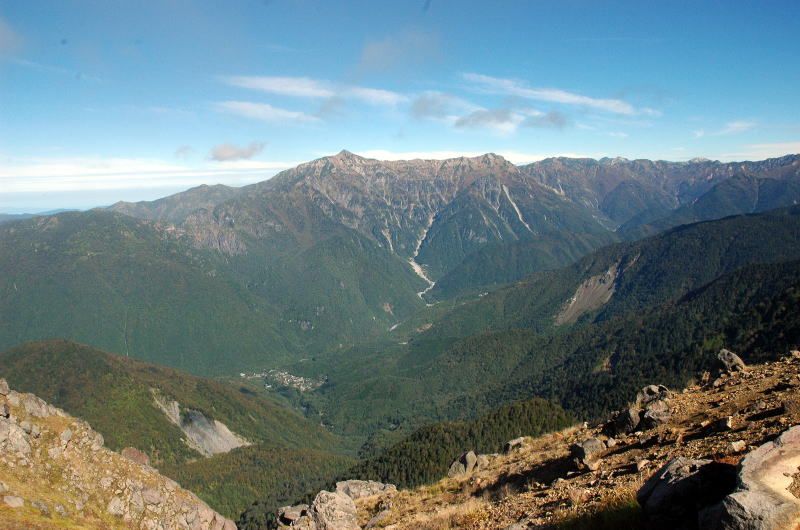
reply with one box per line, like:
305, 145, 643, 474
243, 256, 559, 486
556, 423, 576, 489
0, 340, 354, 518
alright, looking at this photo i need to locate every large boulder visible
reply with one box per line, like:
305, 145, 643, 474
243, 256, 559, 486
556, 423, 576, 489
120, 447, 150, 467
309, 490, 359, 530
642, 400, 672, 429
571, 438, 605, 464
277, 504, 309, 526
714, 349, 747, 376
335, 480, 396, 500
713, 425, 800, 529
503, 437, 527, 453
637, 457, 737, 530
636, 385, 672, 407
610, 407, 641, 436
448, 450, 478, 477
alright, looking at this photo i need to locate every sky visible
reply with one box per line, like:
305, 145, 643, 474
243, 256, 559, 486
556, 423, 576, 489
1, 0, 799, 212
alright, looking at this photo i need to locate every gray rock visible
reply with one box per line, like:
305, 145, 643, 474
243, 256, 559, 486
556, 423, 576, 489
19, 420, 32, 434
23, 395, 50, 418
0, 404, 8, 418
475, 454, 490, 471
642, 407, 671, 430
571, 438, 605, 464
714, 425, 800, 530
7, 393, 19, 407
448, 450, 478, 477
5, 422, 31, 454
335, 479, 396, 499
0, 379, 8, 395
142, 488, 163, 505
309, 490, 359, 530
60, 427, 73, 446
715, 349, 747, 375
503, 436, 527, 453
107, 497, 125, 517
611, 407, 641, 435
278, 504, 309, 525
635, 385, 672, 407
638, 457, 737, 530
4, 495, 24, 508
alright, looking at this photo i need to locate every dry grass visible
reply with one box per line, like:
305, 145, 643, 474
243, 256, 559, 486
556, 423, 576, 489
553, 483, 643, 530
398, 497, 489, 529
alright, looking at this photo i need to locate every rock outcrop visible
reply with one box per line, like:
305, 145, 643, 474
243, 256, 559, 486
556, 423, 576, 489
714, 425, 800, 529
608, 383, 673, 436
448, 450, 478, 477
0, 379, 234, 529
335, 480, 397, 500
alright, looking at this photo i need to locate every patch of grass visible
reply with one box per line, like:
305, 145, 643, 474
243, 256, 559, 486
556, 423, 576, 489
554, 487, 642, 530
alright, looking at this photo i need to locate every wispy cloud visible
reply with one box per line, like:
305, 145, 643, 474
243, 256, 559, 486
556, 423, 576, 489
454, 108, 522, 135
463, 72, 641, 115
221, 75, 408, 106
717, 120, 757, 135
215, 101, 320, 123
210, 142, 265, 161
718, 140, 800, 161
224, 76, 334, 98
410, 91, 478, 120
0, 156, 299, 193
175, 145, 194, 159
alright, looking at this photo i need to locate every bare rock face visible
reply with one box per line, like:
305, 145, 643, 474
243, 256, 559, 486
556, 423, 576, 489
0, 382, 235, 529
448, 450, 478, 477
309, 490, 360, 530
610, 407, 642, 435
335, 479, 397, 500
713, 425, 800, 529
636, 385, 672, 407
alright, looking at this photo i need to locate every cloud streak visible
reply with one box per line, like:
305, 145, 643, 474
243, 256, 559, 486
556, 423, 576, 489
463, 73, 640, 115
215, 101, 320, 123
221, 75, 408, 106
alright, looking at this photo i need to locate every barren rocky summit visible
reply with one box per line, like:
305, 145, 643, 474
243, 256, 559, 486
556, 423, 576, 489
0, 378, 235, 529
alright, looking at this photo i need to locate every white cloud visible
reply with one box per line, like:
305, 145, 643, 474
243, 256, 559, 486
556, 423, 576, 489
224, 76, 334, 98
342, 86, 408, 105
463, 73, 640, 115
221, 75, 407, 107
215, 101, 320, 123
210, 142, 265, 161
718, 141, 800, 161
0, 156, 299, 193
693, 129, 705, 138
717, 120, 757, 135
606, 132, 629, 138
453, 108, 523, 135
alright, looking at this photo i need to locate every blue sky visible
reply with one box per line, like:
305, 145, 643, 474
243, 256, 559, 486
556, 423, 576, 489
1, 0, 799, 212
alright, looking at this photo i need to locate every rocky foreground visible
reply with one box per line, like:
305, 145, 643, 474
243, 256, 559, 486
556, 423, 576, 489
278, 349, 800, 529
0, 379, 235, 529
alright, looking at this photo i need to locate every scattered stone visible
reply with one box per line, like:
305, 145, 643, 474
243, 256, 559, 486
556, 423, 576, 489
503, 437, 528, 453
142, 488, 163, 505
728, 440, 746, 453
106, 496, 125, 517
31, 499, 49, 515
637, 459, 651, 472
309, 490, 359, 530
448, 450, 478, 477
4, 495, 24, 508
120, 446, 150, 467
60, 427, 73, 446
476, 454, 490, 471
781, 400, 800, 415
712, 416, 735, 432
335, 479, 396, 499
605, 437, 617, 448
0, 404, 8, 418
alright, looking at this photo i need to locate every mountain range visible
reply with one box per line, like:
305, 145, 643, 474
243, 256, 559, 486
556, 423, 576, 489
3, 150, 800, 525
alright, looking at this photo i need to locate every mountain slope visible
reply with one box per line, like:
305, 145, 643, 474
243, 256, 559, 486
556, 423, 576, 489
0, 339, 354, 519
0, 211, 300, 376
108, 184, 242, 223
288, 207, 800, 437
